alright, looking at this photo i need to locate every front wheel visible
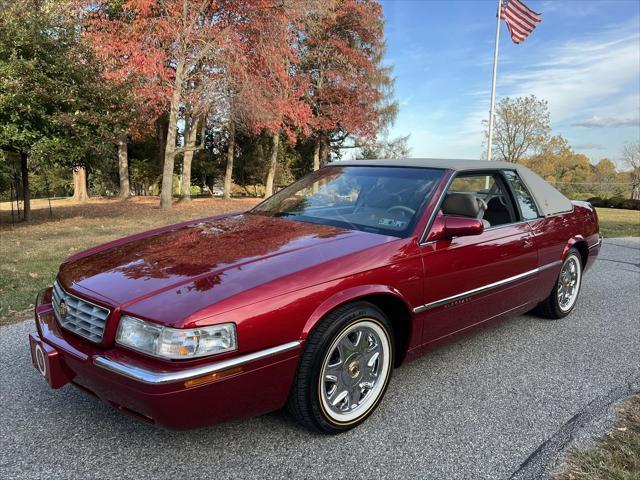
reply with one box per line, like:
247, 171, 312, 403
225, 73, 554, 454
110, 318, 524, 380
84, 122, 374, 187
535, 248, 583, 319
287, 302, 394, 434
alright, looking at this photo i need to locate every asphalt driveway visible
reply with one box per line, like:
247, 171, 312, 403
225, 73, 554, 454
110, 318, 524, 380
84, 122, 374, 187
1, 238, 638, 480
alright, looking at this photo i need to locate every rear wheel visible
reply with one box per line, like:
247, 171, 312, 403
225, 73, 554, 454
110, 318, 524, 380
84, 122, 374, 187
535, 248, 583, 319
287, 302, 394, 434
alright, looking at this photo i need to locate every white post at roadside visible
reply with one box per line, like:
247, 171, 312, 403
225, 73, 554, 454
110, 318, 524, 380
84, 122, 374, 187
487, 0, 503, 161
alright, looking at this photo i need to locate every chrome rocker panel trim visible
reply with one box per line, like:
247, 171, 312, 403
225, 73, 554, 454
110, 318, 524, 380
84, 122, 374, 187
94, 341, 302, 385
413, 261, 562, 313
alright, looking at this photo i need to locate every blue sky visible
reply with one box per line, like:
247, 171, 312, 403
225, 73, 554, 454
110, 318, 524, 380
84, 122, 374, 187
381, 0, 640, 166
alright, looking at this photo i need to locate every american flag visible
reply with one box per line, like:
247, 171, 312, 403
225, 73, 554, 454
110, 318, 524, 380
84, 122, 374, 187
500, 0, 542, 44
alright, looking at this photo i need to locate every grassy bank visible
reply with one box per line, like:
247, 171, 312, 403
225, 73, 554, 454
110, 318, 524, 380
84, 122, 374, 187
554, 395, 640, 480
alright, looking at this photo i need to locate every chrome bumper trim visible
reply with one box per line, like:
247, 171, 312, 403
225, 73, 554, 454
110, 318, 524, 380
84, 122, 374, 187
413, 260, 562, 313
588, 238, 602, 250
94, 341, 302, 385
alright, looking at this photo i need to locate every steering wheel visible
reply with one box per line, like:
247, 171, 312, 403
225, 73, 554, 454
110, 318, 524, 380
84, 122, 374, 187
385, 205, 416, 217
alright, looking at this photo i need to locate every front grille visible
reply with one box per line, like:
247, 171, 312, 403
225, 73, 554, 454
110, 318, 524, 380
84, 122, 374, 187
52, 281, 110, 343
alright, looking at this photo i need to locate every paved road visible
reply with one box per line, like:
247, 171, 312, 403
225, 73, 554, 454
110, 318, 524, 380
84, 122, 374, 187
1, 239, 639, 480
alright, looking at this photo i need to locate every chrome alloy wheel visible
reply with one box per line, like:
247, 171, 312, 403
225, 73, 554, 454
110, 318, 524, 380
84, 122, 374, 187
319, 320, 391, 424
557, 253, 582, 312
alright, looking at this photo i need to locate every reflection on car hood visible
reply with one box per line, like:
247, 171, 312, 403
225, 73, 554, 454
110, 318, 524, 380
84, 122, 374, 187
58, 213, 391, 321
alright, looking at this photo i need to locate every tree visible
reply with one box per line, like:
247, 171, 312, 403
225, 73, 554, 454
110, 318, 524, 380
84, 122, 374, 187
300, 0, 395, 169
0, 0, 117, 219
239, 2, 310, 198
212, 0, 311, 199
524, 135, 594, 198
215, 0, 305, 199
117, 135, 130, 197
358, 135, 411, 159
86, 1, 233, 208
88, 0, 300, 208
82, 1, 170, 199
72, 166, 89, 201
621, 142, 640, 200
179, 112, 204, 201
486, 95, 550, 163
593, 158, 618, 198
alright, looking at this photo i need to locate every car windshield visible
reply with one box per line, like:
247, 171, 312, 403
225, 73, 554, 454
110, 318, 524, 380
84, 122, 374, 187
251, 166, 444, 237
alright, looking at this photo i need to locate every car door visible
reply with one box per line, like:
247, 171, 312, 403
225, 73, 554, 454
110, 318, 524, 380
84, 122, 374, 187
416, 172, 539, 345
502, 169, 568, 301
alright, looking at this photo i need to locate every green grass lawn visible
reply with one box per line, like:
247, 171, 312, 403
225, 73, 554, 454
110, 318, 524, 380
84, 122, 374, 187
596, 208, 640, 238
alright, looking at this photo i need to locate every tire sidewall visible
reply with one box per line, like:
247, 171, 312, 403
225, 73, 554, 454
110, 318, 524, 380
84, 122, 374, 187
553, 249, 583, 317
307, 303, 394, 433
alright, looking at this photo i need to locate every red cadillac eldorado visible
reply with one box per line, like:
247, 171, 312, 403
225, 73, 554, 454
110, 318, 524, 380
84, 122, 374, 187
29, 159, 601, 433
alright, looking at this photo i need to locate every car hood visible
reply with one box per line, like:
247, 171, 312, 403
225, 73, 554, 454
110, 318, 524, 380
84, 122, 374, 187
58, 213, 392, 322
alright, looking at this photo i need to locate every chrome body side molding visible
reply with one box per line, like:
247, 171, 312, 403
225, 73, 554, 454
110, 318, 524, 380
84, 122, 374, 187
412, 261, 562, 313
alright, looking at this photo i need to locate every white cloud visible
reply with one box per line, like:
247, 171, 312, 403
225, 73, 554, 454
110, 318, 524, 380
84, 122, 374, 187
500, 43, 640, 122
499, 31, 639, 123
453, 17, 640, 158
572, 115, 640, 128
572, 143, 606, 151
540, 1, 607, 18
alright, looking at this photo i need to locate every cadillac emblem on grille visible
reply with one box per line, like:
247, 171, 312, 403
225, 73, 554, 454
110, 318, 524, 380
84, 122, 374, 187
58, 300, 69, 318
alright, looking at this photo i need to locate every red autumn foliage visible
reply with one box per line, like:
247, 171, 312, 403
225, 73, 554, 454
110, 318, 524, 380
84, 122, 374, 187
302, 0, 388, 142
233, 2, 311, 140
79, 0, 393, 207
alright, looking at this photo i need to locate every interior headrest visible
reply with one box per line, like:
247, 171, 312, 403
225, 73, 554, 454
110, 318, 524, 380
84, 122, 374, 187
442, 193, 481, 218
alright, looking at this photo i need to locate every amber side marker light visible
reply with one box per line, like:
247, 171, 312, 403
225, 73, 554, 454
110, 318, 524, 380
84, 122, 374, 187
184, 366, 243, 388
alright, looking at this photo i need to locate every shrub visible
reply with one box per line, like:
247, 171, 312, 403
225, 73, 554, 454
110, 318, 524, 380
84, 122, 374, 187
607, 196, 625, 208
588, 196, 640, 210
571, 192, 597, 201
587, 197, 605, 207
618, 199, 640, 210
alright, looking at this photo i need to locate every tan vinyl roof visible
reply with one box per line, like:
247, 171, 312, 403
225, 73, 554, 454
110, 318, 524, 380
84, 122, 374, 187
328, 158, 516, 171
327, 158, 573, 216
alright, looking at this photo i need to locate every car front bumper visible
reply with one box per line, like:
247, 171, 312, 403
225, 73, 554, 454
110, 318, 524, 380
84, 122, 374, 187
29, 292, 302, 430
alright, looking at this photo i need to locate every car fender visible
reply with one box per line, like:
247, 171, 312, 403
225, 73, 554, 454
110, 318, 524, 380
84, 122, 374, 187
563, 235, 587, 261
300, 284, 415, 340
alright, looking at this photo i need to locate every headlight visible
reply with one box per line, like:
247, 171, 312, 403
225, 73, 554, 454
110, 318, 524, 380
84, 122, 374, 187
116, 316, 237, 360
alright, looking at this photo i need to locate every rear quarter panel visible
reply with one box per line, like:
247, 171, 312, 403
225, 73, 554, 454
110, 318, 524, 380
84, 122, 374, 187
528, 201, 600, 300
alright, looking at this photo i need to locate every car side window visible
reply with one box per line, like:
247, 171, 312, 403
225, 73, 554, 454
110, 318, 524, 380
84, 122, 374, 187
444, 173, 517, 228
503, 170, 540, 220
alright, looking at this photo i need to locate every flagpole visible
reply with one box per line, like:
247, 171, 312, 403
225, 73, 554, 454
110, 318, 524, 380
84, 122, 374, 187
487, 0, 503, 161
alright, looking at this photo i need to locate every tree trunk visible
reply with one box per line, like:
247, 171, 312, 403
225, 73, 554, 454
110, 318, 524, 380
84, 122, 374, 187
312, 137, 320, 171
631, 179, 639, 200
20, 153, 31, 221
156, 116, 168, 171
118, 136, 130, 198
319, 134, 330, 166
180, 115, 199, 201
264, 130, 280, 198
160, 59, 185, 210
223, 121, 235, 200
72, 166, 89, 202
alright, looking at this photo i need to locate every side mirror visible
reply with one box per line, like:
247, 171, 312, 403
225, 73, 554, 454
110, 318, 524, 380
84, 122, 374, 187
428, 215, 484, 241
